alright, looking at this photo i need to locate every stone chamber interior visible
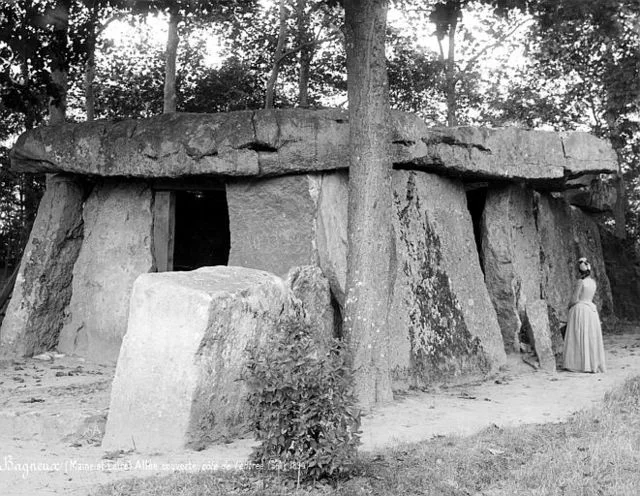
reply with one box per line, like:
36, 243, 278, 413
173, 188, 230, 271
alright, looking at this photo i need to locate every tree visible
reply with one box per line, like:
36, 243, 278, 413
126, 0, 258, 113
343, 0, 394, 409
43, 0, 73, 124
265, 0, 288, 108
71, 0, 129, 121
478, 0, 640, 238
0, 1, 51, 271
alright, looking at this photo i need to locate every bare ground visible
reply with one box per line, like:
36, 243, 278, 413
1, 329, 640, 496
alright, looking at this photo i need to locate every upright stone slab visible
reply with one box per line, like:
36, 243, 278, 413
227, 175, 318, 277
0, 175, 84, 358
102, 266, 297, 452
482, 186, 542, 352
316, 171, 349, 309
483, 189, 613, 357
57, 181, 153, 363
286, 265, 335, 346
569, 206, 613, 318
537, 193, 575, 352
524, 300, 556, 372
389, 171, 505, 388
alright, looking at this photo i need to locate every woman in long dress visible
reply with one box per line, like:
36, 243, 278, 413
563, 257, 606, 373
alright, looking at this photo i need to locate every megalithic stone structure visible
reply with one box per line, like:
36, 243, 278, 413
0, 174, 84, 359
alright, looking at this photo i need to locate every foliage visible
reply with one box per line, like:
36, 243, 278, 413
244, 316, 361, 481
387, 27, 446, 120
0, 148, 43, 273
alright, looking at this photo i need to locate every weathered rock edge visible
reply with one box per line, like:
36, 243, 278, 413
102, 266, 301, 451
11, 109, 617, 185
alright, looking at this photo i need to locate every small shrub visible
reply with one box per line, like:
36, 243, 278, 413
244, 317, 361, 481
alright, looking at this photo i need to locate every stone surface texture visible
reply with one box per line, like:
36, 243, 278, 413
389, 171, 506, 388
11, 110, 617, 185
536, 194, 575, 353
569, 206, 614, 317
524, 299, 556, 372
57, 181, 153, 364
0, 175, 84, 358
483, 187, 613, 359
285, 265, 335, 346
227, 174, 318, 277
564, 174, 617, 213
227, 170, 507, 388
482, 186, 541, 353
316, 171, 349, 309
102, 266, 298, 452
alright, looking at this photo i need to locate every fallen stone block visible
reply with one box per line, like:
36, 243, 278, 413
102, 266, 298, 452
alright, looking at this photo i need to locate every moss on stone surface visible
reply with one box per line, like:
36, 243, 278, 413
394, 175, 489, 387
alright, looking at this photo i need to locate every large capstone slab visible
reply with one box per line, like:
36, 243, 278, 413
57, 181, 154, 363
11, 110, 617, 186
0, 175, 84, 358
102, 266, 299, 452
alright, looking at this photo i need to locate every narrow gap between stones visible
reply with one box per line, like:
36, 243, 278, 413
465, 185, 488, 276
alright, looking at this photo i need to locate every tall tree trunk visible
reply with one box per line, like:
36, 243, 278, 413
163, 8, 180, 114
48, 0, 72, 125
614, 171, 626, 239
296, 0, 312, 108
344, 0, 393, 410
445, 16, 458, 127
85, 0, 99, 121
85, 48, 96, 121
265, 0, 288, 109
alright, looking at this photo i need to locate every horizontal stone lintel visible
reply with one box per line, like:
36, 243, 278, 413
10, 109, 618, 188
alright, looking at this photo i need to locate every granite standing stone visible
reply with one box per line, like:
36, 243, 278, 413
57, 181, 153, 363
482, 186, 541, 352
389, 171, 506, 388
0, 175, 84, 358
316, 171, 349, 309
524, 299, 556, 372
227, 175, 318, 278
286, 265, 335, 347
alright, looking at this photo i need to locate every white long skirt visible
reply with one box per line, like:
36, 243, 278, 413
563, 301, 606, 373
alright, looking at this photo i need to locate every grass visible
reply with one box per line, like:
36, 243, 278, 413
92, 376, 640, 496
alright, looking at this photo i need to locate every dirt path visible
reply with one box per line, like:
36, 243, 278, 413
1, 331, 640, 496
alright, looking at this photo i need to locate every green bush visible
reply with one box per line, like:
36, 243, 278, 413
244, 317, 361, 481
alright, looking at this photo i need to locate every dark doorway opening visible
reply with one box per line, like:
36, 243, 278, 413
172, 189, 230, 271
465, 185, 488, 274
